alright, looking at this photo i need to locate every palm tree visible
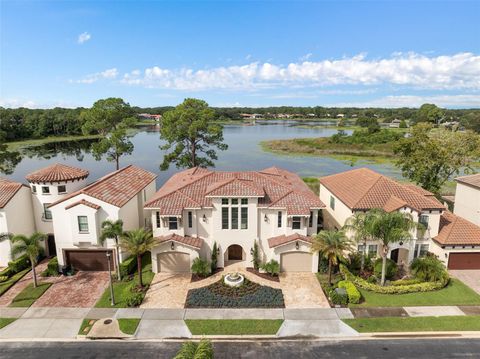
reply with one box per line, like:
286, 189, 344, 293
10, 232, 46, 288
343, 212, 370, 273
100, 219, 124, 280
363, 209, 417, 286
119, 228, 155, 288
311, 230, 354, 285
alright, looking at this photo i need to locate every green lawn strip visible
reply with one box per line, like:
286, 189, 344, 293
0, 268, 31, 296
350, 279, 480, 307
78, 319, 97, 335
7, 134, 101, 151
95, 255, 154, 308
185, 320, 284, 335
118, 318, 141, 335
9, 282, 52, 307
343, 316, 480, 333
0, 318, 17, 329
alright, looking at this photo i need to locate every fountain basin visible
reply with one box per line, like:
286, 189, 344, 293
224, 272, 244, 287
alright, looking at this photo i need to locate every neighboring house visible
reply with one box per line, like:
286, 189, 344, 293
49, 165, 157, 271
319, 168, 446, 266
144, 167, 325, 274
453, 173, 480, 226
389, 119, 402, 128
0, 178, 36, 267
26, 164, 90, 257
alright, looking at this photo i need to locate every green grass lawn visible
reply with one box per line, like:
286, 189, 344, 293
95, 254, 154, 308
0, 318, 16, 329
351, 279, 480, 307
185, 320, 284, 335
344, 316, 480, 333
7, 134, 101, 151
118, 318, 141, 335
9, 282, 52, 307
78, 319, 96, 335
0, 268, 31, 296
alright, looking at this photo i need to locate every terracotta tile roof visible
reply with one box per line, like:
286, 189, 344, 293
0, 178, 24, 208
26, 163, 89, 183
154, 233, 203, 249
268, 233, 313, 248
455, 173, 480, 189
145, 166, 324, 216
50, 165, 157, 208
65, 199, 101, 210
319, 168, 445, 212
434, 211, 480, 246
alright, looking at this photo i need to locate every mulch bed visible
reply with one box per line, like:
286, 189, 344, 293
191, 268, 224, 283
246, 267, 280, 282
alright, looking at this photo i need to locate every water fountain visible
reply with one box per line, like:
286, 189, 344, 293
224, 272, 245, 287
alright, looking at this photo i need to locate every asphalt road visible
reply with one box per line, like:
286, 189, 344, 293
1, 338, 479, 359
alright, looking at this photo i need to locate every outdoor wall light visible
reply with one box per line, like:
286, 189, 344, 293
171, 241, 175, 250
217, 247, 220, 255
295, 241, 299, 250
445, 253, 448, 258
203, 214, 207, 222
399, 241, 404, 246
264, 214, 268, 222
250, 248, 254, 255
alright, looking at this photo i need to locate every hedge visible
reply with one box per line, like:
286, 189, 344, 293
42, 257, 59, 277
119, 255, 137, 278
338, 280, 361, 304
339, 264, 449, 294
390, 278, 423, 286
0, 255, 31, 278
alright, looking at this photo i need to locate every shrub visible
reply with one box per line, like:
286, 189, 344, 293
261, 260, 280, 277
251, 240, 260, 270
0, 267, 13, 278
173, 342, 197, 359
318, 257, 329, 273
390, 278, 422, 286
374, 258, 397, 280
211, 242, 218, 272
340, 264, 448, 294
125, 292, 145, 307
0, 275, 8, 283
338, 280, 361, 304
366, 275, 377, 284
41, 256, 59, 277
8, 254, 30, 274
411, 256, 449, 283
330, 288, 348, 305
346, 252, 362, 275
174, 339, 213, 359
119, 255, 137, 279
191, 258, 211, 278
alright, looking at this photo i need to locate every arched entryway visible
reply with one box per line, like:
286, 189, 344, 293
227, 245, 243, 261
390, 248, 409, 266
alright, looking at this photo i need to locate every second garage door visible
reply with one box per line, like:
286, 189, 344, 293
158, 252, 191, 273
448, 253, 480, 269
65, 250, 112, 271
280, 252, 312, 272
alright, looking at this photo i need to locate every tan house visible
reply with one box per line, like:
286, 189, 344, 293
453, 173, 480, 226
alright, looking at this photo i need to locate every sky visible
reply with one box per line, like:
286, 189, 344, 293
1, 0, 479, 109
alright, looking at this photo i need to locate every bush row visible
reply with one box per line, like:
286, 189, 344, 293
0, 254, 31, 278
119, 255, 137, 278
339, 264, 449, 294
41, 256, 59, 277
338, 280, 361, 304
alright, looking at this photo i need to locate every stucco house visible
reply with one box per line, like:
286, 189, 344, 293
49, 165, 156, 271
453, 173, 480, 226
319, 168, 480, 270
0, 178, 36, 267
144, 167, 325, 274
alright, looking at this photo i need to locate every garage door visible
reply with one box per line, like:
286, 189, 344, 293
65, 250, 112, 271
280, 252, 312, 272
448, 253, 480, 269
158, 252, 190, 273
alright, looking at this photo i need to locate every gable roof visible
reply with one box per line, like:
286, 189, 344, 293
50, 165, 157, 208
268, 233, 313, 248
455, 173, 480, 190
434, 211, 480, 246
145, 166, 324, 216
154, 233, 203, 249
26, 163, 89, 183
0, 178, 24, 209
65, 199, 101, 211
319, 168, 445, 212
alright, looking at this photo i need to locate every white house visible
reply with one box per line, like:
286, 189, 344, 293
0, 178, 36, 267
319, 168, 480, 270
453, 173, 480, 226
49, 165, 157, 271
144, 167, 325, 274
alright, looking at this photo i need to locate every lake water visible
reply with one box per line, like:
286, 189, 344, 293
5, 121, 401, 187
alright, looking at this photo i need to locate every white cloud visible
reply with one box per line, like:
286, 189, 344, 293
75, 68, 119, 84
114, 52, 480, 91
327, 94, 480, 108
0, 98, 37, 108
77, 32, 91, 44
299, 53, 312, 61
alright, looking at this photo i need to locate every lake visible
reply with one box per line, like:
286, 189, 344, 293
5, 121, 401, 187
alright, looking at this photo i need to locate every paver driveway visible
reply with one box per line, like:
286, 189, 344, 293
449, 270, 480, 295
141, 273, 191, 308
279, 273, 329, 308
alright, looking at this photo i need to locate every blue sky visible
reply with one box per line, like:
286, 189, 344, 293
1, 1, 479, 109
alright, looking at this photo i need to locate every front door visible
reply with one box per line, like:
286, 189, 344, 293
390, 248, 399, 263
47, 235, 56, 257
228, 245, 243, 261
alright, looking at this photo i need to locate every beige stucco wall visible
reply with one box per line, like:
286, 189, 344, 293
319, 184, 353, 229
454, 182, 480, 226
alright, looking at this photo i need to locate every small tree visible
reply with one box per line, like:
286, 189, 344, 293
10, 232, 46, 288
119, 228, 154, 288
311, 230, 353, 285
99, 219, 124, 280
211, 242, 218, 273
251, 240, 260, 270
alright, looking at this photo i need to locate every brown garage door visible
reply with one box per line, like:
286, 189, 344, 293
280, 252, 312, 272
448, 253, 480, 270
65, 250, 112, 271
158, 252, 191, 273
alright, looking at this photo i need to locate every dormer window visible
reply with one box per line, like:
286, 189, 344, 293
292, 216, 301, 230
168, 217, 178, 230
